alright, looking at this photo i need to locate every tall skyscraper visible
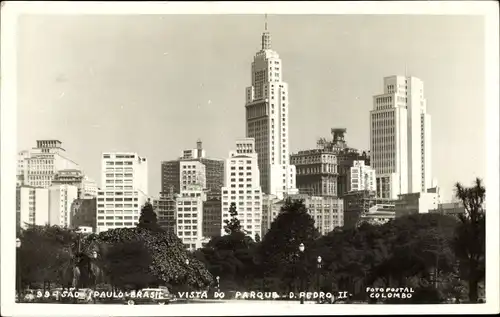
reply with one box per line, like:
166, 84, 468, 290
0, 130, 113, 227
245, 20, 297, 199
96, 152, 149, 233
370, 76, 432, 199
221, 138, 263, 239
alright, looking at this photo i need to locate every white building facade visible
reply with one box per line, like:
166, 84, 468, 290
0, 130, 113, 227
245, 25, 298, 199
350, 160, 376, 192
370, 76, 432, 199
221, 138, 263, 239
16, 186, 49, 229
17, 140, 80, 188
52, 169, 98, 199
96, 152, 149, 233
175, 185, 206, 250
49, 184, 78, 228
180, 161, 206, 192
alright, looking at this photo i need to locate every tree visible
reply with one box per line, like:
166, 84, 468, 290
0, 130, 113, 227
454, 178, 486, 303
259, 199, 320, 286
254, 233, 261, 243
104, 240, 155, 290
92, 227, 213, 290
224, 203, 242, 234
137, 201, 161, 232
18, 225, 80, 290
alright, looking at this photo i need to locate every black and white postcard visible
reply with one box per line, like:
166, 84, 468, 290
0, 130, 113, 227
1, 1, 499, 316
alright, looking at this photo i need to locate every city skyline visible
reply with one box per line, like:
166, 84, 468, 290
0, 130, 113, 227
17, 14, 485, 202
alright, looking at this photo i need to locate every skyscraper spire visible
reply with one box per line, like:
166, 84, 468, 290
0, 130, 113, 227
261, 14, 271, 50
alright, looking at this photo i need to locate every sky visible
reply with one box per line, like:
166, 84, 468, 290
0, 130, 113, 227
17, 14, 486, 202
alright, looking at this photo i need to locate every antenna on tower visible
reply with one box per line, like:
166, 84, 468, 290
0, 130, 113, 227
405, 63, 408, 78
265, 13, 268, 31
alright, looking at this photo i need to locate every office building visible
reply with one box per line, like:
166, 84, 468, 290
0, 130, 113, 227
49, 184, 78, 228
349, 160, 376, 192
290, 149, 338, 197
202, 198, 222, 239
175, 185, 205, 250
96, 152, 149, 233
52, 169, 98, 199
221, 138, 263, 239
16, 186, 49, 229
71, 198, 97, 232
261, 193, 344, 236
17, 140, 80, 188
244, 22, 298, 199
315, 129, 370, 197
370, 76, 432, 199
153, 191, 176, 233
161, 140, 224, 200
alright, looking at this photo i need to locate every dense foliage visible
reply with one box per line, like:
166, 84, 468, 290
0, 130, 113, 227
17, 218, 213, 292
16, 178, 486, 303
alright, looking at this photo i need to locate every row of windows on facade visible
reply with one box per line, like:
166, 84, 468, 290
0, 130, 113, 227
97, 222, 136, 227
105, 161, 134, 166
222, 206, 261, 212
98, 190, 138, 195
98, 215, 137, 220
222, 195, 261, 201
105, 180, 133, 184
97, 204, 138, 208
97, 197, 138, 202
105, 172, 134, 176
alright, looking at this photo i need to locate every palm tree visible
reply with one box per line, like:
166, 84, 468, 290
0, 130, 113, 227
454, 178, 485, 303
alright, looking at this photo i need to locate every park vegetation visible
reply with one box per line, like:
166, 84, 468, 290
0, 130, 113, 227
16, 178, 485, 303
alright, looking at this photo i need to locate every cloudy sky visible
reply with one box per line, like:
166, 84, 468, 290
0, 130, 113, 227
17, 14, 485, 201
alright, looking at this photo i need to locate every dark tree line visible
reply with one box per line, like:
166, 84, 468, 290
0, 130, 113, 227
194, 178, 486, 303
17, 178, 486, 303
17, 202, 213, 296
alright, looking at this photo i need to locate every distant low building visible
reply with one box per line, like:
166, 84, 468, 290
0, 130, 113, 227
394, 188, 440, 218
358, 204, 396, 226
76, 226, 93, 234
429, 202, 465, 218
342, 190, 396, 228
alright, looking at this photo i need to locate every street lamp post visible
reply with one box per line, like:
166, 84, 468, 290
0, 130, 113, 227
317, 256, 322, 304
16, 238, 22, 303
298, 243, 305, 304
91, 251, 98, 303
185, 259, 190, 302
